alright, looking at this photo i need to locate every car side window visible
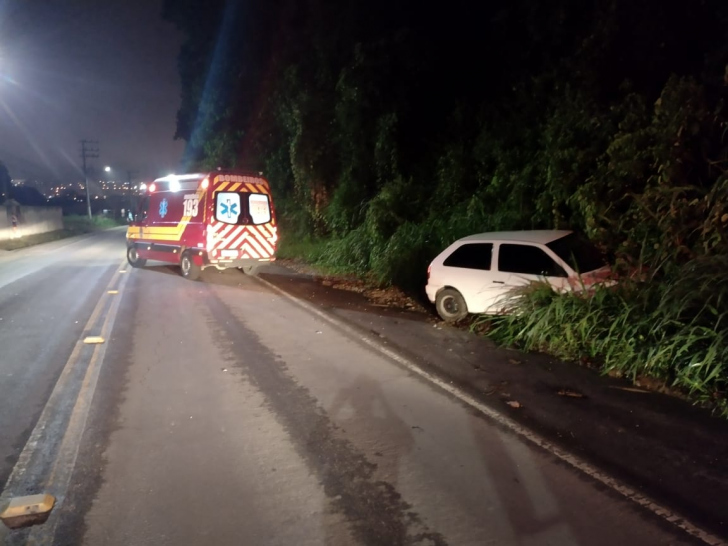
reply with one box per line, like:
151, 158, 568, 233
498, 244, 567, 277
443, 243, 493, 270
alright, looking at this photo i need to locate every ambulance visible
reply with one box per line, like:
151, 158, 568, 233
126, 171, 278, 280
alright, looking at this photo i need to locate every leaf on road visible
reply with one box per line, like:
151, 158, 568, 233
505, 400, 521, 408
557, 389, 585, 398
508, 358, 522, 365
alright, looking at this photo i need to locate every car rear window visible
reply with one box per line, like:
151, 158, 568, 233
443, 243, 493, 270
546, 233, 605, 273
498, 244, 567, 277
215, 192, 271, 225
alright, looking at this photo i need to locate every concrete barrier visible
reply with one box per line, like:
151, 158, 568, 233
0, 205, 63, 240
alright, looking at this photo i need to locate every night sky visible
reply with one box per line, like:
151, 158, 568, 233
0, 0, 184, 184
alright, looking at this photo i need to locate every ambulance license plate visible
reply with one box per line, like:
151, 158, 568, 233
221, 250, 238, 257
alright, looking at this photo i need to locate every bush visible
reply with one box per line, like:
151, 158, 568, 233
477, 257, 728, 415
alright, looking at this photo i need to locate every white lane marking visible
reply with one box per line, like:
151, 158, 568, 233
26, 264, 130, 545
0, 262, 129, 544
255, 275, 726, 546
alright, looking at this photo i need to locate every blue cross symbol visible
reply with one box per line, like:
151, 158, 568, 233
159, 198, 169, 218
220, 200, 238, 219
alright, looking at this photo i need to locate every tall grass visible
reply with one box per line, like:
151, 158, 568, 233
477, 255, 728, 415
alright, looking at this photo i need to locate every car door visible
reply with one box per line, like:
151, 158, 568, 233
438, 242, 495, 313
493, 243, 570, 310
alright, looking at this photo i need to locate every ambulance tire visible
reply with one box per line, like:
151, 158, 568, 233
241, 265, 259, 277
127, 245, 146, 268
180, 251, 201, 281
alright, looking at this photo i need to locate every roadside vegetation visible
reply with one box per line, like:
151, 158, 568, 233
164, 0, 728, 412
481, 257, 728, 415
62, 215, 122, 233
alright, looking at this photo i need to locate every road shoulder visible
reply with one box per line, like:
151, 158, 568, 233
259, 264, 728, 542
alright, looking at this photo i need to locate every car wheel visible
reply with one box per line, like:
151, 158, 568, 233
180, 251, 201, 281
241, 265, 259, 277
127, 245, 146, 268
436, 288, 468, 322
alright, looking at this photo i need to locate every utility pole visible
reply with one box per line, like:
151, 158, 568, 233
80, 139, 99, 219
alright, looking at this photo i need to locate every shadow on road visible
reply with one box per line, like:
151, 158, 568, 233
138, 260, 432, 321
137, 263, 270, 293
324, 374, 417, 545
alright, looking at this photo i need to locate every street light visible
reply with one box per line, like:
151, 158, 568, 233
104, 166, 111, 172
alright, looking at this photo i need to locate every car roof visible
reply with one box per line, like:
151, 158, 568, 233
457, 230, 573, 245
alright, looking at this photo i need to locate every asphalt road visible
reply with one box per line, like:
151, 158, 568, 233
0, 229, 708, 545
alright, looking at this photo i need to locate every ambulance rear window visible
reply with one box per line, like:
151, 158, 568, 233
215, 191, 271, 225
249, 194, 271, 224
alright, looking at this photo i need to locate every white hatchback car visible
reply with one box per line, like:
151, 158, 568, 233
426, 230, 611, 321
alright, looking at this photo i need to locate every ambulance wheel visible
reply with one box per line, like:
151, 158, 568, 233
180, 251, 201, 281
127, 246, 146, 268
241, 265, 259, 277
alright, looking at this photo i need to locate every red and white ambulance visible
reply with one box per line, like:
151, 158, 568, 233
126, 171, 278, 280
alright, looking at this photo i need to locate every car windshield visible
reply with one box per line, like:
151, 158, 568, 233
546, 233, 606, 273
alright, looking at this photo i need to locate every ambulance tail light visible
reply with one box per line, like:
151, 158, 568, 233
201, 178, 209, 189
149, 183, 156, 193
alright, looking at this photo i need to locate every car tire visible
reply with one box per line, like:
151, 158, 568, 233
241, 265, 259, 277
436, 288, 468, 322
180, 250, 201, 281
127, 245, 146, 268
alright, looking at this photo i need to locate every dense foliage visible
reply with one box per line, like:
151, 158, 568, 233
163, 0, 728, 410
